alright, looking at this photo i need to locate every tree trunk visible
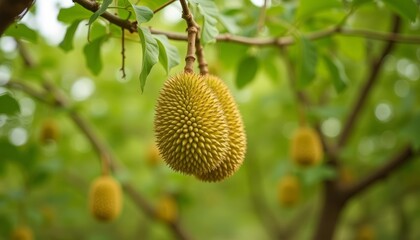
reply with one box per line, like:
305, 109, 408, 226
312, 183, 345, 240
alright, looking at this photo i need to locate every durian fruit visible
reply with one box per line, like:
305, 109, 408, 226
356, 224, 375, 240
147, 143, 162, 166
154, 72, 229, 175
290, 126, 323, 166
40, 119, 59, 144
11, 226, 33, 240
278, 175, 300, 207
155, 195, 178, 223
194, 75, 246, 182
89, 175, 122, 222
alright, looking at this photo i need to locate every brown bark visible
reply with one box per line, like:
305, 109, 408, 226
312, 181, 345, 240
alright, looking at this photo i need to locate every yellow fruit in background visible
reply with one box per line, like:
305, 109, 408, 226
195, 75, 246, 182
154, 72, 229, 175
39, 119, 59, 144
89, 175, 122, 222
278, 175, 300, 207
147, 143, 162, 166
356, 225, 375, 240
290, 127, 323, 166
156, 195, 178, 223
11, 226, 33, 240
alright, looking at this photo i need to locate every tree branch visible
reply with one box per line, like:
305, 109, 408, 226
337, 15, 401, 148
343, 146, 415, 201
72, 0, 420, 48
73, 0, 137, 33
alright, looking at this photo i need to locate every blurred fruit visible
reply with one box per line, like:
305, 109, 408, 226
278, 175, 300, 207
356, 224, 375, 240
156, 195, 178, 223
290, 126, 323, 166
147, 143, 161, 166
89, 175, 122, 222
11, 226, 33, 240
39, 119, 59, 144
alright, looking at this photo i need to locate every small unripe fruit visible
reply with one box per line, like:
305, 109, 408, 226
155, 195, 178, 223
154, 72, 229, 175
194, 75, 246, 182
356, 225, 375, 240
40, 119, 59, 144
11, 226, 33, 240
290, 127, 323, 166
89, 175, 122, 222
278, 175, 300, 207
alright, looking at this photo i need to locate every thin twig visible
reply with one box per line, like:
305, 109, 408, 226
337, 15, 401, 149
120, 27, 126, 78
153, 0, 177, 14
257, 0, 268, 33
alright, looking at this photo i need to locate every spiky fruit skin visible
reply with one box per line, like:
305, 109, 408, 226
154, 73, 229, 175
40, 119, 59, 144
356, 225, 375, 240
194, 75, 246, 182
11, 226, 33, 240
89, 176, 122, 222
290, 127, 323, 166
156, 195, 178, 223
278, 175, 300, 207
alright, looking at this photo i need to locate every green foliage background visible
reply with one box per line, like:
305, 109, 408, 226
0, 0, 420, 239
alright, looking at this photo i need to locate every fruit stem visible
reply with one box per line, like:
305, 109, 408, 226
180, 0, 200, 74
101, 154, 110, 176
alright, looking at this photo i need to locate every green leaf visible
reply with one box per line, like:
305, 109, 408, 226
303, 165, 337, 185
297, 0, 341, 19
132, 5, 154, 24
0, 92, 20, 116
57, 4, 91, 23
4, 24, 37, 43
235, 56, 259, 89
117, 0, 133, 20
382, 0, 418, 22
83, 35, 109, 75
138, 27, 159, 92
59, 20, 82, 52
191, 0, 220, 44
322, 55, 348, 93
88, 0, 113, 25
297, 37, 318, 87
154, 35, 180, 74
